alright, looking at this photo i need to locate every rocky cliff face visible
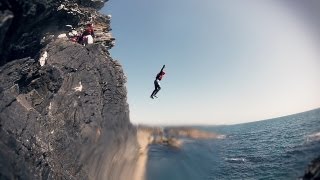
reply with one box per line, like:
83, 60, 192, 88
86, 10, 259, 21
0, 0, 139, 179
0, 0, 114, 65
302, 156, 320, 180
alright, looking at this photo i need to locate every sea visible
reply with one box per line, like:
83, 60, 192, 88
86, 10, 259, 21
146, 108, 320, 180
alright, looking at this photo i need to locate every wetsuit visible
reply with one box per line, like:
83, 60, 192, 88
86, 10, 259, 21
151, 65, 165, 98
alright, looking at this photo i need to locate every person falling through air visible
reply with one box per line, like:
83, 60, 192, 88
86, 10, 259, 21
150, 65, 165, 99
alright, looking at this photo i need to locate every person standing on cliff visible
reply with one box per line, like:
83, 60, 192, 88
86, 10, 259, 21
150, 65, 166, 99
80, 23, 95, 45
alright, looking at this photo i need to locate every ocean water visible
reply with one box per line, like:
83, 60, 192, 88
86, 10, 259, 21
147, 109, 320, 180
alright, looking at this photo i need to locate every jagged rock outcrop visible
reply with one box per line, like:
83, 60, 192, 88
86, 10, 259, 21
0, 0, 114, 66
302, 156, 320, 180
0, 0, 139, 180
139, 126, 224, 140
137, 126, 225, 148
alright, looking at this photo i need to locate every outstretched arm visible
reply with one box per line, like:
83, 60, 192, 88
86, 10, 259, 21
160, 65, 165, 72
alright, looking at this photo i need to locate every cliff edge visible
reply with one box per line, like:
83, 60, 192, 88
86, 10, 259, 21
0, 0, 140, 179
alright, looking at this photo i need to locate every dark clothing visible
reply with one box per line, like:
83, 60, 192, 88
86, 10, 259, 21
78, 26, 94, 45
151, 80, 161, 98
156, 71, 165, 80
154, 79, 160, 89
151, 65, 165, 98
82, 27, 94, 37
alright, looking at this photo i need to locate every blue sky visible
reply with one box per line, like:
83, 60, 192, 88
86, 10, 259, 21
101, 0, 320, 125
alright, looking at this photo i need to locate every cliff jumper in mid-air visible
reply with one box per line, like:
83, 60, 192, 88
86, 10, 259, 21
150, 65, 165, 99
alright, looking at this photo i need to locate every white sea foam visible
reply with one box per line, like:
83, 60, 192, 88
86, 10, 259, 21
217, 135, 226, 139
225, 157, 246, 163
306, 132, 320, 142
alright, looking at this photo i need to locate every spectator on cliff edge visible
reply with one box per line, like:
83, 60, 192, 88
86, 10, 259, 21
80, 23, 95, 45
150, 65, 166, 99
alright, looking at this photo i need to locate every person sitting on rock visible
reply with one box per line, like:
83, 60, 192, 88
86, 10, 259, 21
150, 65, 166, 99
80, 23, 95, 45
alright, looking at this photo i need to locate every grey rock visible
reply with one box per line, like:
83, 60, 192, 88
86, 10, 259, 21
0, 0, 114, 65
302, 156, 320, 180
0, 40, 139, 179
0, 0, 139, 179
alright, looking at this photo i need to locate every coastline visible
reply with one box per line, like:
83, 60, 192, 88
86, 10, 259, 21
132, 125, 225, 180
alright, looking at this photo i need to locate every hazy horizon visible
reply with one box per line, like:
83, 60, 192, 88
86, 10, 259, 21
132, 107, 320, 126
